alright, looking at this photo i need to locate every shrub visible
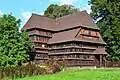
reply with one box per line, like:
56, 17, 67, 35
0, 60, 65, 79
43, 60, 65, 74
0, 62, 46, 79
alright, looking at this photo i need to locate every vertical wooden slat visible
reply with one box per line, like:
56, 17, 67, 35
100, 55, 102, 67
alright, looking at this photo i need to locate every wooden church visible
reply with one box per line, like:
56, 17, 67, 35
22, 10, 107, 67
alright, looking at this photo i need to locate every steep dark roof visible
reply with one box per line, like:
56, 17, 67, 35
48, 28, 106, 44
48, 28, 80, 44
22, 10, 100, 31
55, 10, 99, 30
22, 14, 56, 31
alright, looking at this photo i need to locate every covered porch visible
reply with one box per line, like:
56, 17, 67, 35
64, 48, 108, 67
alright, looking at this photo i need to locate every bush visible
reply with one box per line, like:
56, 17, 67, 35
0, 60, 65, 79
43, 60, 65, 74
0, 62, 46, 79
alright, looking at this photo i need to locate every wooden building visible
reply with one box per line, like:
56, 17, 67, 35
22, 10, 107, 67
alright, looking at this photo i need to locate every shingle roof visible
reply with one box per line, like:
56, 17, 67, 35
48, 28, 106, 44
22, 10, 100, 31
55, 10, 99, 30
48, 28, 80, 44
22, 14, 56, 31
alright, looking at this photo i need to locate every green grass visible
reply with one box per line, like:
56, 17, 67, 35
18, 68, 120, 80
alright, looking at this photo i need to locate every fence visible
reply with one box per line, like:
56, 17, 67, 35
65, 61, 120, 67
103, 61, 120, 67
1, 61, 120, 79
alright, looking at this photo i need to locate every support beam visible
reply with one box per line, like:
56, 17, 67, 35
100, 55, 102, 67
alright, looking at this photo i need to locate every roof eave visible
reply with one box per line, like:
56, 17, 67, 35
48, 39, 106, 45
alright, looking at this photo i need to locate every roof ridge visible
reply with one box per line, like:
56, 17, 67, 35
56, 10, 87, 20
32, 13, 55, 20
32, 10, 87, 20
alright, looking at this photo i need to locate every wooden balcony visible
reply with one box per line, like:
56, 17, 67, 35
35, 51, 49, 54
35, 57, 49, 60
49, 46, 96, 50
49, 57, 94, 60
49, 52, 90, 55
33, 40, 48, 44
34, 47, 49, 50
64, 58, 94, 60
29, 32, 52, 38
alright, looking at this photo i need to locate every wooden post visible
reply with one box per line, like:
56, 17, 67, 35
80, 59, 82, 68
103, 55, 106, 67
100, 55, 102, 67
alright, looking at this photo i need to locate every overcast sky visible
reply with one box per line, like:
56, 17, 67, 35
0, 0, 90, 28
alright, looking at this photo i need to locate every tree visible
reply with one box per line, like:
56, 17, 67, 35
0, 14, 33, 67
44, 4, 79, 19
89, 0, 120, 60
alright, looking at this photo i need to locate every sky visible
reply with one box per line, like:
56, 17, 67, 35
0, 0, 90, 28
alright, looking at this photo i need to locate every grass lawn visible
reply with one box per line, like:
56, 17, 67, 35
18, 68, 120, 80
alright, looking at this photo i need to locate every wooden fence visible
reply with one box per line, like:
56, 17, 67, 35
65, 61, 120, 67
103, 61, 120, 67
1, 61, 120, 79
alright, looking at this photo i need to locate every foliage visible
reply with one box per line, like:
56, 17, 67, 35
18, 69, 120, 80
0, 14, 33, 67
89, 0, 120, 60
42, 60, 65, 74
0, 62, 46, 79
0, 60, 65, 79
44, 4, 79, 19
